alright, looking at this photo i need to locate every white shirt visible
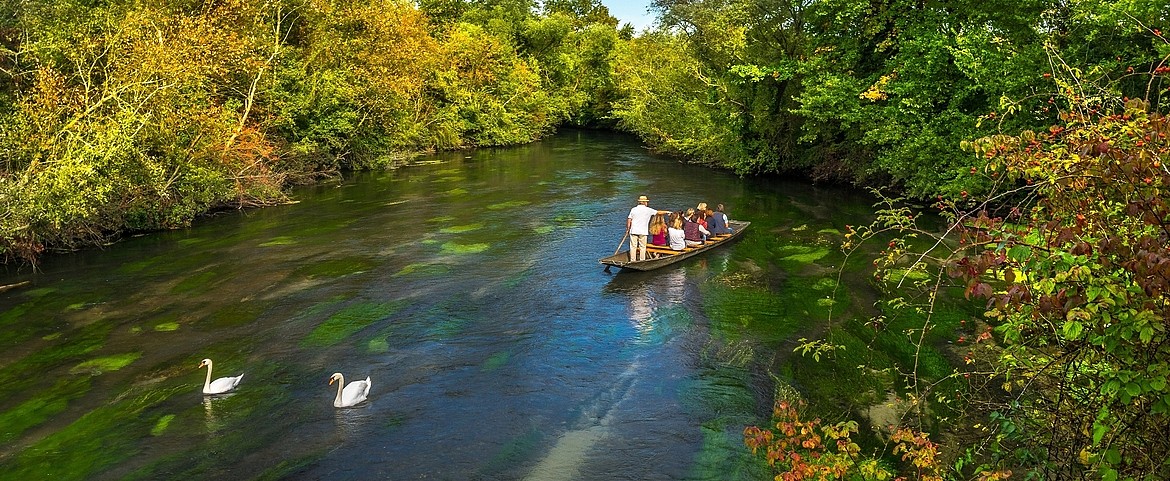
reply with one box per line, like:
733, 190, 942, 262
627, 204, 657, 236
667, 227, 686, 250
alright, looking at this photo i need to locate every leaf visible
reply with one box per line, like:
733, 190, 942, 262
1063, 321, 1084, 340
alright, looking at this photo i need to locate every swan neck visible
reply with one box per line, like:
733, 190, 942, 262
203, 361, 213, 391
334, 374, 345, 405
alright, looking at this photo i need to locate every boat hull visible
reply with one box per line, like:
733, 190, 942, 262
598, 221, 750, 271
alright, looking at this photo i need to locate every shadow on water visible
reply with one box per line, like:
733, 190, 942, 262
0, 130, 891, 480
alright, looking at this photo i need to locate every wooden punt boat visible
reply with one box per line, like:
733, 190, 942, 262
599, 220, 750, 272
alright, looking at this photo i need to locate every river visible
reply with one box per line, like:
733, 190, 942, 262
0, 130, 880, 480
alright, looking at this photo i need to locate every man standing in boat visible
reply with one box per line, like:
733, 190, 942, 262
627, 195, 672, 262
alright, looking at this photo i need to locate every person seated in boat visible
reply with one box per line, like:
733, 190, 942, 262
627, 195, 673, 262
707, 203, 732, 235
695, 207, 709, 235
667, 213, 687, 251
682, 208, 710, 247
648, 213, 669, 246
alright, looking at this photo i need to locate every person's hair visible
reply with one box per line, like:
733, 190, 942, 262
696, 202, 707, 212
684, 208, 695, 220
716, 203, 724, 212
649, 214, 666, 235
670, 214, 684, 229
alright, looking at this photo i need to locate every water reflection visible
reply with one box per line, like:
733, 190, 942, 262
201, 392, 237, 433
333, 402, 373, 440
619, 268, 689, 345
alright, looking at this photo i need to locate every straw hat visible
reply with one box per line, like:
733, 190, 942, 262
637, 195, 650, 203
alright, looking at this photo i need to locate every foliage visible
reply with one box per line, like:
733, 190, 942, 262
611, 32, 747, 165
742, 398, 999, 480
951, 80, 1170, 478
822, 45, 1170, 479
0, 0, 621, 264
619, 0, 1167, 198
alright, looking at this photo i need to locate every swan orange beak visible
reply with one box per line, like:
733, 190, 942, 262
329, 378, 335, 385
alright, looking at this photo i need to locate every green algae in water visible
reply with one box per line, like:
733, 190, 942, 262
367, 337, 390, 353
532, 225, 555, 235
0, 382, 179, 481
479, 426, 544, 476
704, 285, 805, 343
426, 315, 471, 339
294, 257, 374, 278
487, 200, 529, 210
885, 267, 931, 282
150, 414, 175, 436
259, 236, 296, 247
690, 423, 768, 480
443, 187, 469, 195
394, 262, 451, 277
0, 322, 114, 400
202, 301, 266, 329
154, 321, 180, 332
251, 453, 329, 481
428, 215, 456, 223
170, 270, 219, 294
441, 223, 484, 234
303, 301, 405, 347
777, 245, 830, 263
679, 363, 764, 480
812, 277, 837, 291
23, 287, 57, 298
0, 376, 91, 445
441, 242, 489, 254
482, 351, 511, 372
637, 304, 694, 346
70, 352, 142, 375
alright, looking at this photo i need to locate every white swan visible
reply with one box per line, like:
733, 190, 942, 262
198, 358, 243, 395
329, 372, 371, 407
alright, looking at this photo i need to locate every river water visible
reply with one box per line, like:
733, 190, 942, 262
0, 130, 879, 480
